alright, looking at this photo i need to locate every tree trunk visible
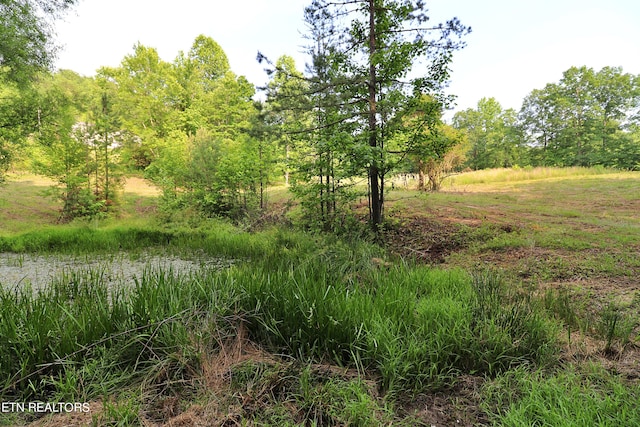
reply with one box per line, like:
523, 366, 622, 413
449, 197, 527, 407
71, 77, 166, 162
368, 0, 382, 230
284, 143, 290, 186
417, 159, 426, 190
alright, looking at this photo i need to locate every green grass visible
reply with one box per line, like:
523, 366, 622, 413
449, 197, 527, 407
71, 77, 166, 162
0, 226, 560, 426
442, 165, 628, 187
226, 361, 399, 425
483, 364, 640, 426
392, 169, 640, 285
1, 168, 639, 424
0, 172, 59, 234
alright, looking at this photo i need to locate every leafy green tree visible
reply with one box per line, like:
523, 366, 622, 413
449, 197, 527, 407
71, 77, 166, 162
29, 71, 107, 220
263, 55, 309, 186
1, 0, 78, 179
104, 36, 265, 219
394, 96, 466, 191
520, 66, 640, 168
0, 81, 39, 181
88, 92, 125, 207
519, 85, 566, 166
0, 0, 78, 85
419, 124, 466, 191
246, 103, 278, 210
195, 71, 255, 139
0, 0, 75, 180
287, 17, 363, 231
453, 97, 523, 169
172, 35, 232, 134
184, 128, 264, 218
188, 34, 230, 91
269, 0, 469, 232
169, 63, 260, 218
97, 43, 180, 170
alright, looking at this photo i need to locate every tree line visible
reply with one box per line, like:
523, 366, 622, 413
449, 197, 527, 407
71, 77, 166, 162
2, 0, 638, 233
2, 0, 471, 233
453, 66, 640, 171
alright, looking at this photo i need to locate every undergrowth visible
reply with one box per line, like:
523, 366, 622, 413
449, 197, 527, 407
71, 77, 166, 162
0, 225, 561, 420
2, 223, 633, 425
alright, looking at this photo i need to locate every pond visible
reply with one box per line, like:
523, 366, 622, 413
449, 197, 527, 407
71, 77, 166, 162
0, 252, 234, 293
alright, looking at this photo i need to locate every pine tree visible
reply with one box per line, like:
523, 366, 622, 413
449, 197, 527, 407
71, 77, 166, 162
277, 0, 470, 232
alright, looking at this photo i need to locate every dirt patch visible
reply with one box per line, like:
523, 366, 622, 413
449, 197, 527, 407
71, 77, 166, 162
398, 375, 490, 426
383, 215, 468, 263
123, 177, 161, 197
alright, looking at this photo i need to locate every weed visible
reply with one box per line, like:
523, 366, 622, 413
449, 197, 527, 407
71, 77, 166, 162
482, 364, 640, 426
97, 395, 141, 426
598, 302, 637, 354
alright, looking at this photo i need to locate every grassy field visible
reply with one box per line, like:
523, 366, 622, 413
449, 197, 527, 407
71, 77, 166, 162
0, 167, 638, 426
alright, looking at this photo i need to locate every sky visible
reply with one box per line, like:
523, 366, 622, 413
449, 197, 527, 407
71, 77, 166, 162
54, 0, 640, 119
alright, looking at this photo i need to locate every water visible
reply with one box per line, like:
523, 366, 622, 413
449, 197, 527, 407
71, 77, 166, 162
0, 252, 234, 293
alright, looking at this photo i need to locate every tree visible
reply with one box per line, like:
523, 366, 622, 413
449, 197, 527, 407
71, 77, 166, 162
419, 125, 466, 191
29, 71, 106, 220
400, 97, 466, 191
101, 36, 266, 219
173, 35, 232, 134
88, 91, 125, 208
188, 35, 230, 91
98, 43, 180, 169
271, 0, 469, 232
519, 66, 640, 168
0, 0, 78, 85
0, 81, 38, 181
453, 98, 524, 169
263, 55, 309, 186
292, 15, 362, 231
1, 0, 78, 181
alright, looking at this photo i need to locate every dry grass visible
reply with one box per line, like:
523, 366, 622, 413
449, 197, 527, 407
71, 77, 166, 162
122, 176, 161, 197
0, 173, 161, 233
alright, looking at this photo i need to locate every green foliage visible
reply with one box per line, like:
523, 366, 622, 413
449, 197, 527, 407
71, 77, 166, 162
395, 95, 467, 191
0, 0, 78, 179
520, 66, 640, 169
94, 36, 271, 220
264, 0, 470, 230
0, 0, 78, 85
453, 97, 526, 170
483, 365, 640, 426
29, 71, 124, 220
187, 34, 230, 88
97, 43, 180, 163
453, 68, 640, 171
229, 361, 395, 425
0, 80, 43, 181
0, 225, 559, 404
184, 130, 260, 218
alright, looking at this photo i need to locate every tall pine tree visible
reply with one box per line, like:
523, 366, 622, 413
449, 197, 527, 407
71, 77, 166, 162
290, 0, 469, 231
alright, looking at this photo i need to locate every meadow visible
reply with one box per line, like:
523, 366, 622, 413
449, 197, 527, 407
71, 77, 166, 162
0, 167, 639, 426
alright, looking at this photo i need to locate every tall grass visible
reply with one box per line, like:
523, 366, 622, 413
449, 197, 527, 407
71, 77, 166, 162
443, 166, 625, 187
1, 227, 559, 402
0, 220, 277, 259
